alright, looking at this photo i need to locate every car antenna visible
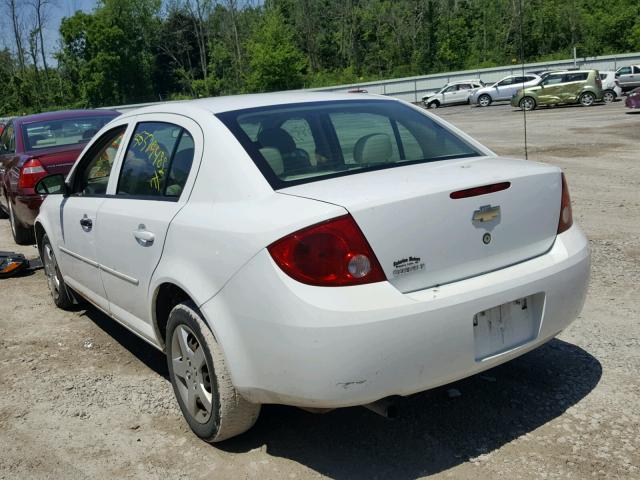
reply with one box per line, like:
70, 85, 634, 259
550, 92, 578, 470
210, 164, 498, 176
519, 0, 529, 160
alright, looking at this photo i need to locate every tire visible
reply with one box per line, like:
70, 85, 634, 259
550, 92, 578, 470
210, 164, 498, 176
166, 302, 261, 442
519, 96, 536, 111
478, 94, 492, 107
428, 100, 440, 109
9, 200, 34, 245
579, 92, 596, 107
602, 90, 616, 104
41, 234, 74, 309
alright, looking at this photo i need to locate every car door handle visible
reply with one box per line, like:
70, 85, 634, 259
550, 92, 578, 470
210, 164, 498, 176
134, 227, 155, 246
80, 217, 92, 230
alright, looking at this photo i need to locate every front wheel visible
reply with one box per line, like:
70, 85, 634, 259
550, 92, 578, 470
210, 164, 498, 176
602, 90, 616, 103
428, 100, 440, 109
41, 234, 74, 309
167, 302, 261, 442
519, 96, 536, 111
477, 94, 492, 107
579, 92, 596, 107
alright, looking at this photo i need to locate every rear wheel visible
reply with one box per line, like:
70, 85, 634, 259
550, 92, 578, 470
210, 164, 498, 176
579, 92, 596, 107
478, 94, 492, 107
167, 302, 261, 442
602, 90, 616, 103
519, 97, 536, 111
41, 234, 74, 309
9, 200, 34, 245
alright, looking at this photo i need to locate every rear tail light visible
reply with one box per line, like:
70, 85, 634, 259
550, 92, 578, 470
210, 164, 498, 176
557, 173, 573, 234
18, 158, 47, 189
268, 214, 386, 286
596, 78, 602, 88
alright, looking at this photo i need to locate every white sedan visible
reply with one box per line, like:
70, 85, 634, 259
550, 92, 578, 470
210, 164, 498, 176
34, 92, 590, 442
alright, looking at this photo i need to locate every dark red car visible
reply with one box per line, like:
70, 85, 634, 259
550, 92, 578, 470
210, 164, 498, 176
0, 122, 5, 136
625, 87, 640, 110
0, 109, 120, 244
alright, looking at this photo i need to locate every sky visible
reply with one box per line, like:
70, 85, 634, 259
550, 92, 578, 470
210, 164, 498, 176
2, 0, 98, 63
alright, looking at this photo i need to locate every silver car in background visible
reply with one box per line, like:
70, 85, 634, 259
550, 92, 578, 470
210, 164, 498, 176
422, 80, 484, 108
599, 71, 623, 103
470, 74, 541, 107
615, 65, 640, 90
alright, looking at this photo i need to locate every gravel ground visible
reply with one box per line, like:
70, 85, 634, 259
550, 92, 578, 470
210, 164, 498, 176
0, 100, 638, 479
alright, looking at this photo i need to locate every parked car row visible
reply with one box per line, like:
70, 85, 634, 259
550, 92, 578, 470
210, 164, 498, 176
1, 91, 590, 442
422, 65, 639, 111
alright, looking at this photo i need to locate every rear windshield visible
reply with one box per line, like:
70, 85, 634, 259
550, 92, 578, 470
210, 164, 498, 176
217, 100, 482, 188
22, 115, 118, 151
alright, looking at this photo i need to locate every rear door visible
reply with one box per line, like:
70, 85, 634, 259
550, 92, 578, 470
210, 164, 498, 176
55, 125, 128, 311
95, 115, 201, 340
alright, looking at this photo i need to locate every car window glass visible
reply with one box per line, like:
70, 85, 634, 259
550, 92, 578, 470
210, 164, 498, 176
165, 131, 195, 198
634, 66, 640, 74
459, 84, 471, 90
76, 127, 125, 196
599, 73, 607, 80
564, 72, 588, 82
220, 100, 482, 187
543, 75, 564, 85
330, 112, 400, 164
280, 118, 317, 164
497, 77, 513, 86
22, 115, 116, 151
618, 67, 631, 75
117, 122, 183, 197
443, 86, 456, 93
396, 124, 424, 161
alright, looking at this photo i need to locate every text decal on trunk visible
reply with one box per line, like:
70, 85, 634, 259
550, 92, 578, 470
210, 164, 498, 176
393, 256, 425, 277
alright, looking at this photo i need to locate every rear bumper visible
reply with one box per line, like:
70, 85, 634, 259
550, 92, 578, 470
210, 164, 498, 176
201, 225, 590, 408
13, 194, 43, 227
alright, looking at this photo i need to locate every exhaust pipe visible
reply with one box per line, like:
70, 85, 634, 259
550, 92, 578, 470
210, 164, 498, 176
363, 398, 398, 419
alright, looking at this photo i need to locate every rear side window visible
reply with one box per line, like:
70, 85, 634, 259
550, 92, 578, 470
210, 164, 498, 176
217, 100, 482, 189
117, 122, 195, 199
634, 66, 640, 74
22, 115, 117, 151
564, 72, 588, 82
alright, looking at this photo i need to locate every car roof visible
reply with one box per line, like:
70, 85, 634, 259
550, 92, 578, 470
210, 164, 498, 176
118, 91, 399, 118
16, 109, 120, 125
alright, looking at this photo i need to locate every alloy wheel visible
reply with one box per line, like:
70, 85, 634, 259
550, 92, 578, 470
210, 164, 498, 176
603, 91, 615, 103
171, 324, 213, 424
580, 93, 595, 106
478, 95, 491, 107
43, 243, 61, 301
520, 97, 535, 111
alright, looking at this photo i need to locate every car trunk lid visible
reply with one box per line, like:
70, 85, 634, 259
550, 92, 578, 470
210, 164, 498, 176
278, 156, 562, 293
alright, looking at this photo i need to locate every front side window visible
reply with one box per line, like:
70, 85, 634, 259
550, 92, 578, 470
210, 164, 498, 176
75, 127, 125, 196
618, 67, 631, 75
117, 122, 194, 199
22, 115, 117, 151
218, 100, 482, 189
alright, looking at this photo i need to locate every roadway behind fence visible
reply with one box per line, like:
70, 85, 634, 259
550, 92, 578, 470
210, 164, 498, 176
103, 51, 640, 112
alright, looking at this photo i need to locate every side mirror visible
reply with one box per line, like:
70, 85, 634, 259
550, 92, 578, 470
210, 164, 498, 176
35, 174, 69, 196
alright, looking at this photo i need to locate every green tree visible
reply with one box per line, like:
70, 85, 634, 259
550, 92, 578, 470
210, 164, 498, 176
245, 7, 307, 92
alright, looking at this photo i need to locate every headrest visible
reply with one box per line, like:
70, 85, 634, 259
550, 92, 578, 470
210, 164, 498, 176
353, 133, 393, 164
257, 128, 296, 154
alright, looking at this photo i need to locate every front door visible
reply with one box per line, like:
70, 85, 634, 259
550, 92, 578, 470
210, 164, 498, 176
95, 116, 200, 341
56, 126, 127, 311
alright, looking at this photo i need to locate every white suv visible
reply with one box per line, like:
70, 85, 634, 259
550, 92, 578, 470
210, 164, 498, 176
34, 92, 590, 442
421, 80, 484, 108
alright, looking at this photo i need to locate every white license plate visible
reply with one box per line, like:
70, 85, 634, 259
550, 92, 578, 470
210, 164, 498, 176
473, 295, 542, 361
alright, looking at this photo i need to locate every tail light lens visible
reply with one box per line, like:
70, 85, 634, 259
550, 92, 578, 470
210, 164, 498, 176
596, 78, 602, 89
18, 158, 47, 189
268, 214, 386, 286
557, 173, 573, 234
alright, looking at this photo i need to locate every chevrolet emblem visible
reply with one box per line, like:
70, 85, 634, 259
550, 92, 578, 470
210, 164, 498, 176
472, 205, 501, 223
